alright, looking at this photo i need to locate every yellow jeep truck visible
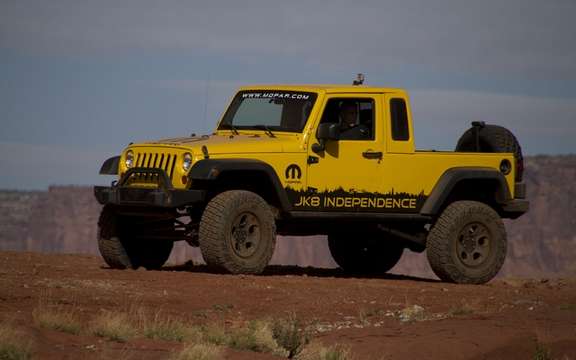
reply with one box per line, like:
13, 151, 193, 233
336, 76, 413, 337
94, 84, 528, 284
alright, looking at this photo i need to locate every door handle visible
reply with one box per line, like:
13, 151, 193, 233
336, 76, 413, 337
362, 150, 383, 159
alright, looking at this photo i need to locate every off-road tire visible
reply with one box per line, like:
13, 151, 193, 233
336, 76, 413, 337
328, 233, 404, 274
456, 124, 524, 181
199, 190, 276, 274
426, 201, 506, 284
97, 205, 173, 270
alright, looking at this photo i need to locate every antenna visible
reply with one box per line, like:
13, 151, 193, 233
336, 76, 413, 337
352, 73, 365, 86
203, 72, 211, 133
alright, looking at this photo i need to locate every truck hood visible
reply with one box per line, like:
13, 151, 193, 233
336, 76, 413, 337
134, 133, 304, 155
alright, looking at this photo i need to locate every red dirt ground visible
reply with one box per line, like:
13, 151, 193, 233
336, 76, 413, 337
0, 251, 575, 359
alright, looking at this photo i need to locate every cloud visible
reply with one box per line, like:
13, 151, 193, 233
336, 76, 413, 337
2, 0, 575, 80
1, 0, 575, 189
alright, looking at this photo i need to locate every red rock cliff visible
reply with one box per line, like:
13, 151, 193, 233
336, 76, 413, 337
1, 155, 574, 278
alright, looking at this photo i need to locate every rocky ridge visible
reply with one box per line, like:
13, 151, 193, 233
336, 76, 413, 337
1, 155, 574, 278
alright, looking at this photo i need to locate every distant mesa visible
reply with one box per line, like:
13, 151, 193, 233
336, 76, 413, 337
0, 155, 575, 278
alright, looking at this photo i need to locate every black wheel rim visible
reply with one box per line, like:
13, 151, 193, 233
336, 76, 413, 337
456, 222, 492, 268
230, 212, 261, 259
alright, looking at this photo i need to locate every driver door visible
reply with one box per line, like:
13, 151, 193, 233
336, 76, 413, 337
297, 95, 385, 212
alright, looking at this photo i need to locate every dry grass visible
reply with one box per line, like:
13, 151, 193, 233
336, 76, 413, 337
398, 305, 426, 322
559, 303, 576, 311
533, 341, 552, 360
170, 343, 223, 360
35, 278, 127, 292
91, 311, 137, 342
166, 318, 304, 359
32, 304, 82, 335
228, 320, 281, 354
198, 324, 229, 346
448, 303, 476, 317
191, 321, 282, 355
357, 308, 386, 326
138, 309, 194, 342
94, 343, 135, 360
0, 322, 33, 360
299, 343, 352, 360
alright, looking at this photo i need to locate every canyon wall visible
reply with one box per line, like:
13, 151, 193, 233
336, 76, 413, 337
1, 155, 574, 278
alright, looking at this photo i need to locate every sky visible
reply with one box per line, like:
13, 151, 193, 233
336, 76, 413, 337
1, 0, 575, 189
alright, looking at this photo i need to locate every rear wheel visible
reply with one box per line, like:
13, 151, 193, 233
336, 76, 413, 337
97, 206, 174, 270
199, 190, 276, 274
328, 233, 404, 274
426, 201, 507, 284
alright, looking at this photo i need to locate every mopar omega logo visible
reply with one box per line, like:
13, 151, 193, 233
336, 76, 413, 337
285, 164, 302, 180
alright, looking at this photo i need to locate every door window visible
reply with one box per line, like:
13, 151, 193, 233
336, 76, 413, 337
319, 98, 374, 140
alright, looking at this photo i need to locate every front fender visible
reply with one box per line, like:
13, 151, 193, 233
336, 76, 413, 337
189, 158, 291, 211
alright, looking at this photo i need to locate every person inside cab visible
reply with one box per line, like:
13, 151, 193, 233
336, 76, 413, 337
338, 101, 370, 140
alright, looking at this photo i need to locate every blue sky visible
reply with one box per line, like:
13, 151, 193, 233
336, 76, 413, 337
1, 0, 575, 189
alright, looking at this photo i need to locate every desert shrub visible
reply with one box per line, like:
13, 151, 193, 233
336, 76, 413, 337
228, 320, 279, 353
271, 314, 310, 358
0, 323, 33, 360
170, 343, 222, 360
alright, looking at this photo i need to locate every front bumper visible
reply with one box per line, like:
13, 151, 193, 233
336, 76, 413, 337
95, 166, 205, 208
94, 186, 205, 207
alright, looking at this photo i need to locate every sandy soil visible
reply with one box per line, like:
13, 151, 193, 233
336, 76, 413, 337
0, 251, 575, 359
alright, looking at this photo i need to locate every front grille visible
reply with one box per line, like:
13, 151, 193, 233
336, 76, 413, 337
135, 152, 178, 178
123, 152, 178, 187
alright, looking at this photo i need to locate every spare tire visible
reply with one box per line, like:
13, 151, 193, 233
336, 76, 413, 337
456, 123, 523, 182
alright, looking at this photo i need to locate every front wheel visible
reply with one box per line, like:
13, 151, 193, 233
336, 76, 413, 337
97, 206, 174, 270
328, 233, 404, 274
426, 201, 507, 284
199, 190, 276, 274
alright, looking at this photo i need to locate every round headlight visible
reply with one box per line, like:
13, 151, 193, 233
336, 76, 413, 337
182, 152, 192, 171
125, 150, 134, 168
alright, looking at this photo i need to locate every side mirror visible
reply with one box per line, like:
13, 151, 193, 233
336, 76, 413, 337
312, 123, 339, 153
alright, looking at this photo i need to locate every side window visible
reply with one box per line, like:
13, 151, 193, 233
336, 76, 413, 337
320, 98, 374, 140
390, 98, 410, 141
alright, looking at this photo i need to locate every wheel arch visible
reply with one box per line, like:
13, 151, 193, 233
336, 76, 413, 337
189, 159, 291, 212
420, 167, 511, 216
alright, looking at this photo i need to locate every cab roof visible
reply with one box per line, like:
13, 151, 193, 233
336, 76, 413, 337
238, 84, 407, 95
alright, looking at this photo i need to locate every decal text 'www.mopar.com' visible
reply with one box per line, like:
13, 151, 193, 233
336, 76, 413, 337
241, 92, 310, 100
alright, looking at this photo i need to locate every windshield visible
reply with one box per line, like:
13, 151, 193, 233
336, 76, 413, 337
219, 91, 318, 133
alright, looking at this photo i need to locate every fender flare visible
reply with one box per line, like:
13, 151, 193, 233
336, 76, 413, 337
99, 156, 120, 175
420, 167, 511, 216
189, 158, 292, 211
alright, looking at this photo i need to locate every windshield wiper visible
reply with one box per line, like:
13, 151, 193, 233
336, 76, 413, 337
219, 123, 239, 135
252, 125, 276, 138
